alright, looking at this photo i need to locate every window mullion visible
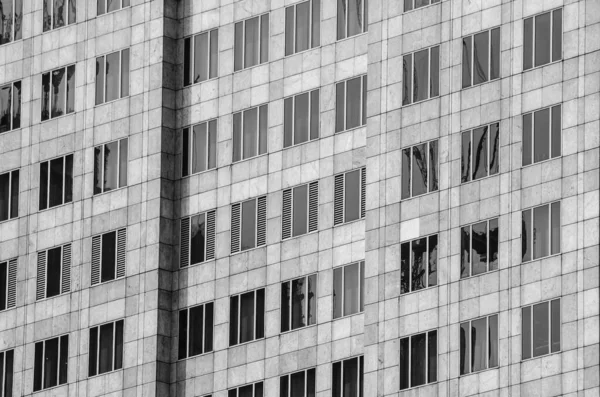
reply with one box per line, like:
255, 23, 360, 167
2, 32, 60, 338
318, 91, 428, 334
548, 108, 552, 159
409, 241, 413, 291
112, 322, 116, 371
471, 36, 474, 86
357, 263, 361, 312
41, 341, 46, 387
257, 17, 261, 66
191, 34, 195, 84
202, 304, 206, 353
408, 337, 412, 388
206, 32, 211, 79
304, 276, 309, 327
118, 51, 122, 99
549, 11, 553, 64
289, 281, 293, 330
117, 140, 121, 188
485, 317, 489, 369
343, 82, 347, 131
410, 147, 414, 196
104, 57, 108, 103
7, 172, 12, 217
238, 296, 241, 344
532, 16, 536, 67
294, 5, 297, 54
186, 308, 190, 358
359, 77, 363, 125
253, 290, 258, 340
341, 266, 345, 316
425, 332, 429, 383
205, 122, 210, 170
292, 96, 296, 145
241, 111, 245, 159
242, 21, 246, 69
59, 245, 64, 292
57, 337, 61, 384
425, 237, 429, 288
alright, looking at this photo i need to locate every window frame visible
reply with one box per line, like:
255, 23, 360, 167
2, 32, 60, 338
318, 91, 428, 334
228, 381, 264, 397
334, 167, 366, 226
232, 104, 269, 162
285, 0, 320, 56
459, 314, 499, 375
37, 244, 70, 300
178, 302, 214, 360
522, 104, 562, 167
399, 330, 437, 390
0, 0, 23, 45
282, 181, 318, 239
337, 0, 368, 40
523, 8, 563, 71
402, 45, 440, 106
39, 153, 74, 211
335, 75, 367, 133
403, 0, 440, 13
0, 258, 17, 312
280, 367, 316, 397
183, 29, 219, 87
88, 319, 124, 377
94, 138, 128, 195
284, 89, 320, 148
461, 122, 500, 183
229, 288, 265, 347
0, 169, 19, 222
401, 139, 439, 199
182, 119, 218, 177
333, 261, 365, 319
234, 13, 270, 72
33, 334, 69, 392
281, 273, 318, 333
95, 48, 130, 105
521, 299, 561, 360
91, 228, 126, 285
41, 64, 76, 121
43, 0, 76, 32
332, 355, 364, 397
460, 218, 499, 279
521, 201, 561, 263
0, 348, 14, 397
0, 80, 22, 133
400, 234, 438, 294
461, 27, 501, 89
97, 0, 130, 16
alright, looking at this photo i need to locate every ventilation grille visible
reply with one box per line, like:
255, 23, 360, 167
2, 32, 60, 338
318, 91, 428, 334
62, 244, 71, 293
206, 210, 216, 261
257, 196, 267, 247
231, 203, 241, 254
309, 181, 319, 232
91, 236, 101, 285
361, 167, 366, 219
334, 174, 344, 225
36, 251, 46, 300
282, 189, 292, 240
117, 229, 126, 278
7, 258, 17, 308
180, 217, 190, 267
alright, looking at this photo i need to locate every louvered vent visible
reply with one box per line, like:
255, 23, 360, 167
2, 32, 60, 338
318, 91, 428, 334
91, 236, 101, 285
117, 229, 126, 278
206, 210, 216, 261
36, 251, 46, 300
361, 167, 366, 219
180, 217, 190, 267
231, 204, 241, 254
62, 244, 71, 293
334, 174, 344, 225
309, 182, 319, 232
282, 189, 292, 240
7, 258, 17, 308
256, 196, 267, 247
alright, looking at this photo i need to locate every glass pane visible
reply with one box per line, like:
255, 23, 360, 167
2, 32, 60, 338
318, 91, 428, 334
243, 108, 258, 159
64, 154, 73, 203
241, 199, 256, 251
240, 292, 255, 343
41, 72, 51, 120
40, 162, 48, 210
14, 0, 23, 40
8, 170, 17, 218
44, 338, 59, 388
404, 0, 413, 12
399, 337, 409, 390
471, 221, 488, 275
281, 376, 289, 397
107, 0, 119, 13
412, 143, 427, 196
343, 358, 358, 396
471, 317, 487, 372
189, 305, 204, 356
121, 49, 129, 97
244, 17, 259, 68
285, 6, 294, 55
551, 299, 560, 352
105, 51, 120, 102
460, 322, 470, 374
403, 54, 412, 105
307, 368, 316, 397
400, 242, 410, 293
54, 0, 65, 28
489, 314, 499, 367
337, 0, 347, 40
489, 218, 499, 270
234, 22, 243, 71
429, 140, 438, 191
535, 12, 551, 67
346, 77, 361, 130
312, 0, 320, 48
259, 105, 268, 155
293, 185, 308, 236
256, 288, 265, 338
344, 169, 360, 222
43, 0, 52, 32
310, 90, 319, 140
51, 68, 66, 118
296, 1, 310, 53
291, 371, 305, 397
0, 173, 8, 221
229, 295, 238, 346
192, 122, 207, 173
335, 82, 345, 132
114, 320, 123, 369
89, 327, 98, 376
415, 0, 428, 8
532, 302, 549, 357
473, 31, 489, 84
34, 342, 43, 391
94, 147, 102, 193
524, 17, 533, 70
462, 36, 472, 88
104, 141, 119, 192
411, 333, 426, 387
522, 209, 532, 262
491, 28, 500, 79
551, 202, 560, 254
428, 235, 438, 286
99, 323, 114, 374
307, 274, 317, 325
0, 85, 11, 133
343, 263, 358, 316
194, 33, 208, 83
284, 97, 293, 147
430, 46, 439, 97
291, 277, 306, 329
208, 120, 217, 169
533, 205, 549, 259
68, 0, 75, 24
413, 49, 428, 102
359, 261, 364, 311
101, 231, 116, 282
428, 331, 437, 382
97, 0, 105, 15
233, 112, 242, 162
523, 113, 532, 166
178, 310, 187, 359
333, 267, 343, 318
11, 81, 20, 129
472, 126, 488, 180
461, 226, 471, 278
49, 157, 64, 207
489, 123, 499, 175
190, 213, 206, 265
182, 128, 190, 176
0, 262, 6, 309
551, 105, 561, 158
534, 108, 550, 163
294, 93, 309, 145
260, 14, 269, 63
281, 281, 290, 332
210, 30, 218, 78
95, 57, 105, 105
119, 138, 128, 187
204, 302, 214, 352
411, 238, 427, 290
461, 131, 471, 182
552, 9, 562, 62
401, 148, 411, 199
348, 0, 362, 37
66, 65, 75, 114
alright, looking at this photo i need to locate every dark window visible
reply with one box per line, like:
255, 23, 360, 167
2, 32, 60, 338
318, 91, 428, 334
460, 218, 499, 278
182, 120, 217, 176
229, 289, 265, 346
522, 202, 560, 262
91, 229, 126, 285
233, 105, 268, 162
460, 314, 498, 375
333, 261, 364, 319
403, 46, 439, 105
401, 140, 438, 199
332, 356, 363, 397
337, 0, 368, 40
462, 28, 500, 88
524, 8, 562, 70
95, 48, 130, 105
334, 168, 366, 225
0, 80, 21, 133
522, 299, 560, 359
33, 334, 69, 391
180, 210, 216, 267
400, 234, 438, 294
0, 169, 19, 222
404, 0, 440, 12
280, 368, 316, 397
285, 0, 320, 55
231, 196, 267, 254
284, 90, 319, 147
0, 349, 14, 397
281, 274, 317, 332
399, 330, 437, 390
178, 302, 214, 360
522, 105, 561, 166
42, 0, 76, 31
335, 75, 367, 133
41, 65, 76, 121
89, 320, 124, 377
39, 154, 73, 210
282, 182, 318, 239
94, 138, 128, 194
234, 14, 269, 71
0, 0, 23, 45
0, 259, 17, 311
461, 122, 500, 182
229, 382, 264, 397
97, 0, 130, 15
36, 244, 71, 300
183, 29, 218, 86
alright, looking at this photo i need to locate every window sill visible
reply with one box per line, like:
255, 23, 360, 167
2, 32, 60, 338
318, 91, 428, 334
33, 383, 68, 394
280, 322, 317, 335
460, 365, 499, 377
0, 126, 22, 135
460, 171, 499, 186
230, 244, 267, 257
93, 185, 128, 197
333, 310, 364, 322
0, 216, 19, 224
95, 95, 130, 108
91, 276, 126, 287
181, 166, 217, 180
402, 95, 440, 108
183, 75, 218, 90
521, 155, 562, 170
335, 124, 366, 135
401, 189, 438, 202
333, 216, 365, 228
232, 152, 269, 166
233, 61, 269, 75
403, 1, 440, 14
96, 6, 131, 18
284, 45, 321, 58
40, 111, 75, 124
521, 252, 561, 265
177, 350, 213, 363
35, 293, 67, 302
228, 337, 265, 349
399, 381, 438, 393
459, 267, 499, 281
522, 58, 562, 74
43, 23, 76, 34
180, 258, 216, 270
88, 368, 124, 379
281, 229, 318, 242
399, 284, 438, 297
282, 136, 320, 151
461, 76, 501, 91
521, 350, 561, 362
0, 38, 23, 48
336, 31, 368, 44
38, 201, 73, 214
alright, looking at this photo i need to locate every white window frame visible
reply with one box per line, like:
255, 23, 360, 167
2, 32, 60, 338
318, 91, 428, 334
524, 8, 563, 70
460, 314, 499, 375
96, 49, 129, 105
462, 27, 501, 88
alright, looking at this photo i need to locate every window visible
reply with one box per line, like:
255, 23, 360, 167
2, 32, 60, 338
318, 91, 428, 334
282, 182, 318, 239
39, 154, 73, 210
333, 261, 364, 319
91, 229, 126, 285
524, 8, 562, 70
0, 259, 17, 311
0, 169, 19, 222
399, 330, 437, 390
89, 320, 124, 377
33, 335, 69, 391
178, 302, 214, 359
234, 14, 269, 71
334, 167, 366, 225
180, 210, 216, 267
231, 196, 267, 254
280, 368, 316, 397
229, 289, 265, 346
522, 105, 561, 166
281, 274, 317, 332
461, 122, 500, 183
0, 349, 14, 397
36, 244, 71, 300
94, 138, 128, 194
228, 382, 264, 397
335, 75, 367, 133
0, 80, 21, 133
41, 65, 76, 121
97, 0, 129, 15
233, 105, 268, 162
43, 0, 76, 31
284, 90, 319, 147
462, 28, 500, 88
522, 202, 560, 262
182, 120, 217, 176
401, 140, 438, 199
461, 218, 499, 278
522, 299, 561, 359
95, 49, 130, 105
404, 0, 440, 12
460, 314, 498, 375
332, 356, 364, 397
402, 46, 440, 106
400, 234, 438, 294
337, 0, 368, 40
183, 29, 218, 86
0, 0, 22, 45
285, 0, 320, 55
